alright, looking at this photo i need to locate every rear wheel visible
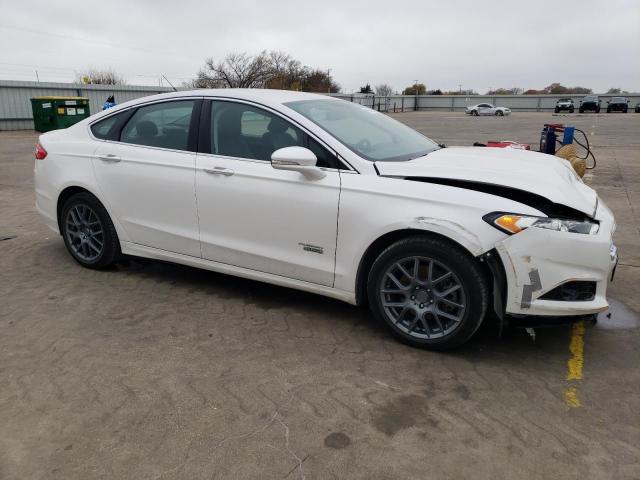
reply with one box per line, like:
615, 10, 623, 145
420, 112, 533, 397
569, 107, 574, 113
495, 110, 504, 116
61, 192, 120, 269
596, 107, 601, 113
367, 236, 489, 350
554, 107, 560, 113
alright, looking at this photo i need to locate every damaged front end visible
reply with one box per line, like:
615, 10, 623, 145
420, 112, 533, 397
487, 200, 617, 318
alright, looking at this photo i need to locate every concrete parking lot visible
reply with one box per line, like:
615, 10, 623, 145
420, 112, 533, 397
1, 111, 639, 480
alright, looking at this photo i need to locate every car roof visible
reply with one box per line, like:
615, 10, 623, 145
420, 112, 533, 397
88, 89, 340, 122
148, 88, 333, 104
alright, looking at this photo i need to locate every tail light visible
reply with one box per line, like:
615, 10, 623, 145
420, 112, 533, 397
35, 143, 47, 160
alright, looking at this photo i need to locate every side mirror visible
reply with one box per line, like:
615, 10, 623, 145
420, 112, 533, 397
271, 146, 326, 180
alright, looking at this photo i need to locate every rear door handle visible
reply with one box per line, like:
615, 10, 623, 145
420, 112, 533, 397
97, 154, 121, 163
204, 166, 234, 176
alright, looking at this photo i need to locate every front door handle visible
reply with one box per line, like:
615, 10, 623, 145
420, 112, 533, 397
204, 166, 234, 176
97, 154, 121, 163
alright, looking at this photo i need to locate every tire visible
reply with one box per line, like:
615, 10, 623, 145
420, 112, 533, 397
623, 108, 628, 113
495, 110, 504, 116
367, 236, 489, 350
569, 107, 574, 113
579, 108, 584, 113
554, 107, 559, 113
596, 107, 601, 113
60, 192, 120, 269
607, 108, 611, 113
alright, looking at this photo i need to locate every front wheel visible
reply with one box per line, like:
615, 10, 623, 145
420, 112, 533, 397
367, 236, 489, 350
495, 110, 504, 116
596, 107, 601, 113
61, 192, 120, 269
569, 107, 574, 113
471, 110, 478, 116
554, 107, 560, 113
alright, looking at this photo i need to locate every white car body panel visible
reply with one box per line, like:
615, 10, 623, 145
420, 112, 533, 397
375, 147, 597, 216
34, 89, 616, 319
92, 141, 200, 257
195, 152, 340, 286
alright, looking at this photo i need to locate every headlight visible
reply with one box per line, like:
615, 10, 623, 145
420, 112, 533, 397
483, 213, 599, 235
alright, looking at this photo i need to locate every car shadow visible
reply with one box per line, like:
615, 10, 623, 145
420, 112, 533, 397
107, 255, 574, 358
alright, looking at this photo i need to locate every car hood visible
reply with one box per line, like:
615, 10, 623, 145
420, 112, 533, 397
374, 147, 597, 216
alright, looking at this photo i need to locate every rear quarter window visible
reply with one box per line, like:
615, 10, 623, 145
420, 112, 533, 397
90, 112, 125, 140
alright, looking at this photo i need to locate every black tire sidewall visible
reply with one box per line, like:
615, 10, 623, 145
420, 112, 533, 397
60, 193, 119, 269
367, 237, 488, 350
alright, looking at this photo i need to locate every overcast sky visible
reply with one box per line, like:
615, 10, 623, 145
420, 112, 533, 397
1, 0, 638, 93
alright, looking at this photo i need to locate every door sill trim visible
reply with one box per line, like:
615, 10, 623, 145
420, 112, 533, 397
120, 241, 356, 305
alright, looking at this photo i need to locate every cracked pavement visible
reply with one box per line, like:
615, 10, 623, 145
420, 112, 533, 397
1, 111, 639, 479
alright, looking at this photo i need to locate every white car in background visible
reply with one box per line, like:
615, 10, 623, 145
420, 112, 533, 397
34, 90, 615, 349
465, 103, 511, 116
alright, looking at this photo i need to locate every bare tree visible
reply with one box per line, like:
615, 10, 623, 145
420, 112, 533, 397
192, 50, 340, 92
375, 84, 394, 96
77, 68, 126, 85
196, 51, 275, 88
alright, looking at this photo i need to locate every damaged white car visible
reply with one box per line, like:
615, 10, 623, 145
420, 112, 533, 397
34, 90, 617, 349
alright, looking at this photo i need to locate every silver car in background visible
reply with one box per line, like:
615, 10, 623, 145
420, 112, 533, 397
465, 103, 511, 116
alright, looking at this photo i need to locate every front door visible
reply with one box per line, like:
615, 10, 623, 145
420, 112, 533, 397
195, 100, 341, 286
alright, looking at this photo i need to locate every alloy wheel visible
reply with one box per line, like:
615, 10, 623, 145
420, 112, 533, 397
379, 256, 467, 340
65, 204, 104, 262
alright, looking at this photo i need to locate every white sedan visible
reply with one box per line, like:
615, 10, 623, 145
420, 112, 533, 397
34, 90, 616, 349
465, 103, 511, 116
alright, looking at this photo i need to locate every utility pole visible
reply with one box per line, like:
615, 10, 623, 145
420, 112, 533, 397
458, 84, 462, 94
414, 79, 419, 111
327, 69, 332, 93
35, 70, 40, 82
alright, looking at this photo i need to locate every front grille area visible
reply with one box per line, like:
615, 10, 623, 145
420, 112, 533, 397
539, 281, 596, 302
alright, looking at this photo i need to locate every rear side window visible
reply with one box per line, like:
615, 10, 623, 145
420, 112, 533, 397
121, 101, 194, 151
91, 112, 125, 140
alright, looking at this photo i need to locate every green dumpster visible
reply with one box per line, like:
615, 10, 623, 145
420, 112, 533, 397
30, 96, 91, 132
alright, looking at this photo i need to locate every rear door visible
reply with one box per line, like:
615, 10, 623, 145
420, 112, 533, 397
91, 98, 202, 257
195, 99, 342, 286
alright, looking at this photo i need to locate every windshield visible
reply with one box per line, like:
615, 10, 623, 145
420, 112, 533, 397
611, 97, 626, 103
583, 96, 597, 101
559, 98, 571, 102
285, 99, 440, 162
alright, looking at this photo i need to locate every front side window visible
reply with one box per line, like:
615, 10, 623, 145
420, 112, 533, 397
120, 100, 194, 151
286, 99, 439, 162
210, 101, 343, 169
211, 101, 302, 161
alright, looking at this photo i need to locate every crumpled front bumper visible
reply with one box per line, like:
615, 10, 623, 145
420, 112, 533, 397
495, 199, 617, 316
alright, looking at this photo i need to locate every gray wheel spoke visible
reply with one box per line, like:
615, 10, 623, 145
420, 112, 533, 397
406, 314, 420, 332
382, 288, 406, 294
383, 301, 406, 308
433, 271, 452, 284
438, 297, 464, 309
386, 272, 407, 290
87, 239, 101, 254
432, 313, 446, 333
395, 262, 412, 280
419, 315, 431, 338
435, 308, 462, 323
437, 284, 461, 297
427, 260, 434, 282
